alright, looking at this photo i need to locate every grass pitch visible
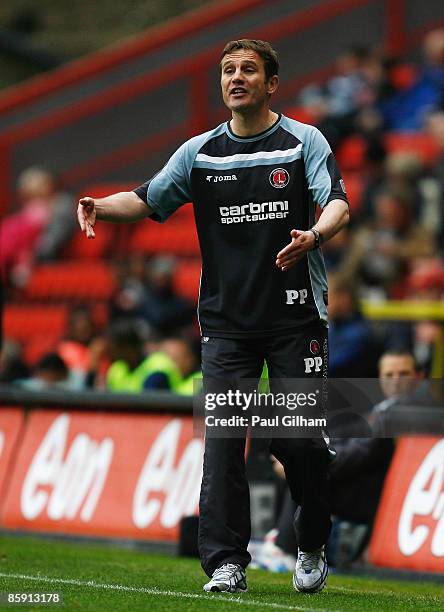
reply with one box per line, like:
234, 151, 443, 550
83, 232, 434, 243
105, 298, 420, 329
0, 535, 443, 611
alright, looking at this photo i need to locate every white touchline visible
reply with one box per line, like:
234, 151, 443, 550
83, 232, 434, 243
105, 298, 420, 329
0, 572, 338, 612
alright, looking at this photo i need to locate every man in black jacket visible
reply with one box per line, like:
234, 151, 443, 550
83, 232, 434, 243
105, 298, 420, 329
259, 350, 422, 568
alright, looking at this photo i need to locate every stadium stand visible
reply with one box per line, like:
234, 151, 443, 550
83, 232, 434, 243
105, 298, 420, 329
384, 132, 441, 165
173, 260, 202, 303
3, 303, 68, 366
4, 303, 68, 342
1, 0, 444, 382
24, 261, 116, 301
0, 0, 444, 584
1, 0, 443, 215
340, 172, 364, 213
62, 183, 133, 259
130, 210, 199, 257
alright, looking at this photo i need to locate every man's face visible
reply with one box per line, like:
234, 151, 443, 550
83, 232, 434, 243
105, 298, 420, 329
220, 49, 277, 113
379, 354, 419, 399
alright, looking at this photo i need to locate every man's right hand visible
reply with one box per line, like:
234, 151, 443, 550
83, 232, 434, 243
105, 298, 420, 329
78, 197, 96, 239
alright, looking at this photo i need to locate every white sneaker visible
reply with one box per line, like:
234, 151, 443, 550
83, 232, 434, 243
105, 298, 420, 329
203, 563, 247, 593
293, 547, 328, 593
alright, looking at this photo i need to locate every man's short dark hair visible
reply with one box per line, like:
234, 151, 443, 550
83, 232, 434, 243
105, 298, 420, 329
220, 39, 279, 81
378, 349, 420, 372
35, 352, 68, 375
107, 319, 145, 349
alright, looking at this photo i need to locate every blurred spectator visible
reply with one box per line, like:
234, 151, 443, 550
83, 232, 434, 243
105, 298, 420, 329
57, 305, 108, 388
337, 187, 436, 294
105, 319, 182, 392
327, 350, 424, 566
429, 109, 444, 177
109, 254, 148, 320
0, 339, 30, 383
0, 167, 76, 287
324, 45, 374, 116
143, 255, 195, 333
298, 45, 398, 149
16, 352, 83, 390
375, 349, 423, 402
407, 258, 444, 300
160, 336, 202, 395
254, 350, 422, 571
109, 254, 195, 333
383, 152, 424, 216
362, 149, 441, 227
358, 138, 388, 222
328, 275, 379, 377
57, 306, 96, 373
428, 110, 444, 249
322, 227, 351, 271
299, 45, 376, 148
383, 259, 444, 374
381, 28, 444, 130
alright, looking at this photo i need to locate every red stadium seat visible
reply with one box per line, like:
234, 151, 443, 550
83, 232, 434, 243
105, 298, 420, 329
384, 132, 440, 166
130, 217, 199, 256
3, 304, 68, 342
24, 262, 116, 301
80, 183, 134, 198
285, 106, 318, 125
23, 335, 61, 366
341, 172, 364, 213
70, 190, 196, 257
336, 132, 439, 174
389, 63, 417, 91
168, 203, 195, 224
335, 136, 366, 172
4, 301, 109, 367
64, 183, 136, 257
62, 223, 115, 259
173, 260, 202, 303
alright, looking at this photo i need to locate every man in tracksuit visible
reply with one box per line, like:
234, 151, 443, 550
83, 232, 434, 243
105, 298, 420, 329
78, 39, 349, 594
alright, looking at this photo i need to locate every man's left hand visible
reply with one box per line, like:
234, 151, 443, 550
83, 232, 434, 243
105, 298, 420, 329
276, 229, 315, 271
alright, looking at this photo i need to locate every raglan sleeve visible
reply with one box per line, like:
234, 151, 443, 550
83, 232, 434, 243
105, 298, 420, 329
133, 141, 193, 223
303, 126, 349, 209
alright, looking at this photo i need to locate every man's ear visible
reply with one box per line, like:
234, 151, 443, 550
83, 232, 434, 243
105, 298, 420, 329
267, 75, 279, 96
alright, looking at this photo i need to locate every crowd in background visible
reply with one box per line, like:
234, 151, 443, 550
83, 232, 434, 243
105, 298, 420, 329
299, 28, 444, 378
1, 253, 200, 393
2, 28, 444, 392
1, 27, 444, 575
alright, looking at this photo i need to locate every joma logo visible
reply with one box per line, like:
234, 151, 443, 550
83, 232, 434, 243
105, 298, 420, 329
206, 175, 237, 183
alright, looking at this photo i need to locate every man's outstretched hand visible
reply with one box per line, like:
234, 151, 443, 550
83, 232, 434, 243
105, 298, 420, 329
276, 229, 315, 271
77, 197, 96, 239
